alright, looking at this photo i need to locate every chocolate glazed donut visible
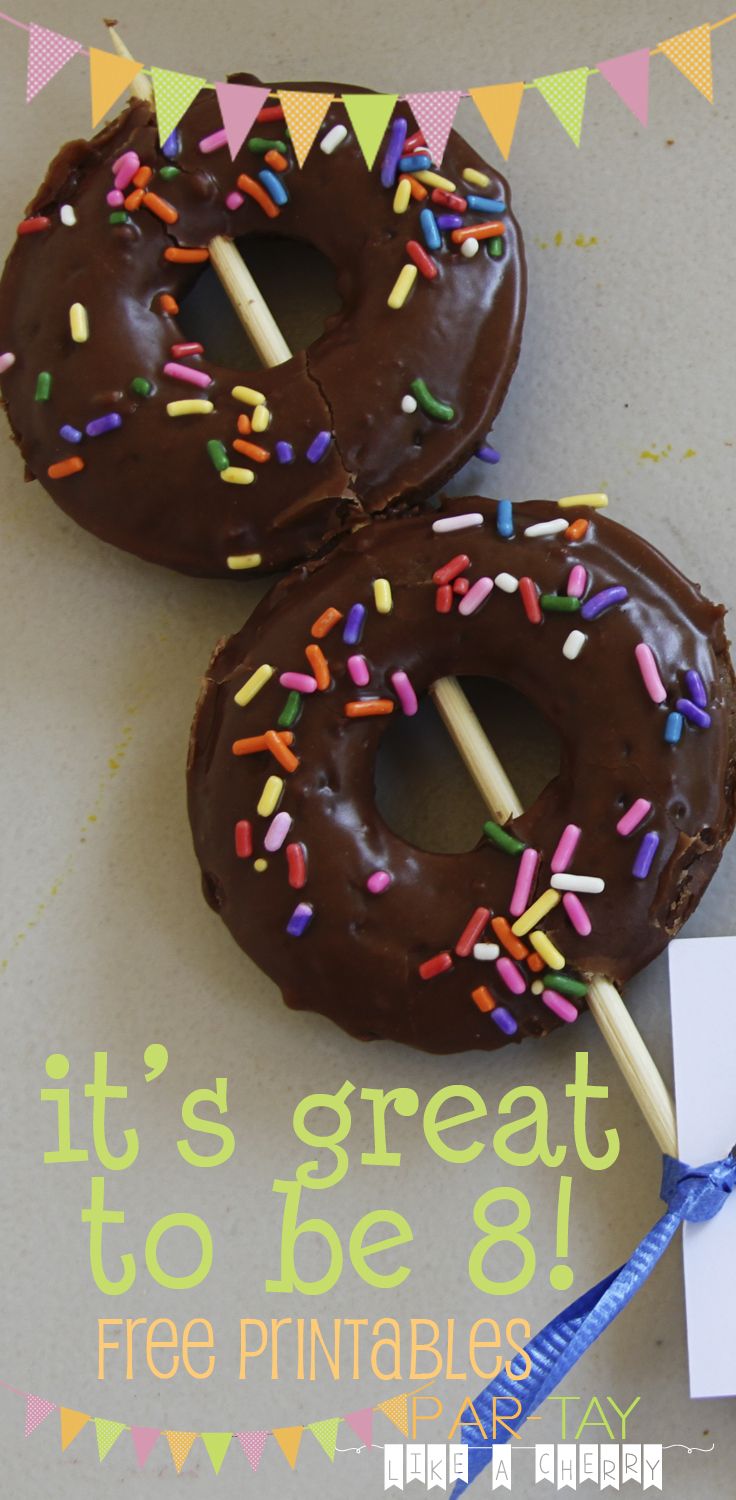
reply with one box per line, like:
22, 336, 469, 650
187, 498, 736, 1054
0, 81, 525, 576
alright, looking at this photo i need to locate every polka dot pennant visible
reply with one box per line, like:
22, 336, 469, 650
164, 1429, 198, 1473
24, 1394, 55, 1438
660, 24, 713, 102
94, 1418, 126, 1462
533, 66, 591, 146
375, 1391, 410, 1436
278, 91, 334, 167
150, 67, 207, 148
405, 90, 463, 168
26, 24, 82, 103
308, 1417, 341, 1461
235, 1429, 269, 1472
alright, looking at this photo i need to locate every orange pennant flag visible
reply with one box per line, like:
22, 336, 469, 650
376, 1392, 409, 1436
60, 1408, 91, 1452
278, 91, 334, 166
164, 1430, 198, 1473
272, 1425, 304, 1468
469, 83, 525, 160
659, 24, 713, 102
89, 47, 143, 127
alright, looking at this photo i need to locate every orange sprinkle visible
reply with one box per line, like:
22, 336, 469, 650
132, 165, 153, 188
123, 188, 145, 211
159, 293, 179, 314
143, 192, 179, 225
264, 729, 300, 773
527, 952, 545, 973
48, 456, 84, 480
264, 149, 288, 172
344, 699, 394, 718
237, 173, 280, 219
236, 412, 252, 436
163, 247, 210, 263
491, 916, 529, 962
232, 730, 294, 756
233, 438, 270, 463
401, 173, 428, 201
451, 220, 505, 245
311, 606, 343, 639
566, 518, 589, 541
471, 985, 496, 1014
305, 644, 330, 691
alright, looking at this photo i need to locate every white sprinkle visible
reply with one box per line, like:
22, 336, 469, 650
432, 512, 484, 534
458, 576, 493, 616
0, 352, 16, 375
320, 123, 348, 155
494, 571, 518, 593
60, 204, 77, 226
551, 873, 605, 894
473, 942, 500, 962
461, 237, 479, 258
563, 629, 587, 661
524, 518, 569, 538
531, 979, 544, 996
401, 394, 418, 414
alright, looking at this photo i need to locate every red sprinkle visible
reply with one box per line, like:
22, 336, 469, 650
235, 820, 252, 858
17, 216, 51, 235
519, 576, 542, 624
286, 842, 307, 888
404, 130, 427, 151
431, 188, 468, 212
435, 584, 453, 613
455, 906, 491, 957
453, 577, 470, 596
171, 342, 204, 358
406, 240, 438, 280
433, 553, 470, 586
419, 951, 454, 981
256, 104, 285, 122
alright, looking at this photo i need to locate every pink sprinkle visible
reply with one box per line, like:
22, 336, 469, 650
566, 564, 587, 598
550, 824, 581, 874
391, 669, 418, 716
199, 128, 229, 153
458, 576, 493, 616
171, 341, 204, 357
106, 188, 124, 207
264, 810, 292, 852
279, 672, 317, 693
563, 892, 591, 936
541, 989, 578, 1024
509, 848, 540, 918
635, 642, 667, 704
367, 870, 392, 894
113, 151, 140, 190
616, 797, 652, 837
496, 957, 526, 995
0, 352, 16, 375
348, 655, 370, 686
163, 361, 212, 389
226, 191, 245, 211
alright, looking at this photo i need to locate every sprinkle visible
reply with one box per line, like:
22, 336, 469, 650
471, 985, 496, 1014
48, 456, 84, 479
221, 466, 255, 485
143, 192, 179, 225
123, 189, 144, 211
0, 351, 15, 376
344, 699, 394, 718
403, 131, 426, 151
407, 240, 439, 279
248, 137, 288, 154
348, 655, 370, 686
306, 430, 332, 463
531, 979, 544, 995
483, 819, 525, 856
207, 439, 229, 472
432, 512, 483, 533
557, 493, 608, 510
234, 439, 270, 463
436, 214, 464, 231
455, 906, 491, 956
237, 174, 280, 219
60, 204, 76, 226
130, 376, 153, 397
226, 191, 245, 210
258, 775, 284, 817
162, 130, 181, 158
433, 555, 469, 586
541, 990, 578, 1024
305, 644, 331, 691
491, 916, 528, 960
562, 892, 592, 936
566, 518, 589, 541
400, 152, 432, 172
497, 499, 514, 537
232, 731, 294, 757
512, 888, 560, 937
432, 188, 468, 212
199, 127, 228, 153
519, 577, 542, 624
451, 220, 505, 245
343, 603, 366, 644
491, 1007, 519, 1036
414, 170, 456, 191
545, 972, 588, 998
419, 207, 442, 251
171, 341, 204, 358
458, 576, 493, 616
550, 824, 581, 874
473, 942, 500, 962
259, 169, 289, 207
86, 413, 122, 437
367, 870, 392, 894
488, 236, 504, 259
373, 578, 393, 614
476, 443, 501, 463
251, 404, 270, 433
566, 565, 587, 598
311, 607, 342, 639
435, 585, 452, 612
563, 630, 587, 660
109, 211, 130, 225
164, 361, 211, 389
580, 586, 628, 620
234, 663, 274, 707
466, 193, 506, 213
540, 594, 580, 613
278, 692, 302, 728
497, 957, 526, 995
635, 643, 667, 704
524, 518, 568, 538
419, 952, 454, 980
676, 698, 711, 729
264, 729, 300, 773
264, 810, 293, 852
160, 165, 181, 180
34, 371, 52, 401
256, 105, 285, 123
286, 843, 307, 889
164, 247, 209, 263
391, 669, 418, 716
167, 400, 214, 416
321, 122, 348, 154
266, 150, 288, 173
509, 848, 540, 917
664, 711, 684, 744
463, 166, 491, 187
276, 441, 295, 463
235, 820, 252, 858
381, 116, 408, 188
461, 238, 480, 258
685, 669, 707, 709
107, 189, 124, 206
59, 424, 82, 443
529, 931, 565, 970
633, 830, 660, 878
454, 578, 470, 596
280, 671, 317, 694
113, 152, 139, 189
17, 215, 51, 236
495, 572, 518, 593
401, 172, 428, 200
287, 902, 314, 937
159, 294, 179, 314
411, 378, 454, 421
551, 873, 604, 894
388, 264, 418, 309
616, 798, 652, 837
393, 178, 412, 213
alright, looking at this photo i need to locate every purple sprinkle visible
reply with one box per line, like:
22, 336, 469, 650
59, 423, 82, 443
476, 443, 500, 464
286, 901, 314, 937
380, 116, 408, 188
86, 412, 122, 437
685, 669, 707, 709
580, 586, 628, 621
436, 213, 464, 231
491, 1007, 518, 1036
676, 697, 712, 729
367, 870, 392, 894
306, 430, 332, 464
275, 441, 295, 464
162, 129, 181, 159
343, 603, 366, 645
632, 830, 660, 880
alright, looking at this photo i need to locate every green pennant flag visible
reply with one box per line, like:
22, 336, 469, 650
150, 66, 206, 147
94, 1418, 126, 1462
308, 1417, 341, 1461
534, 66, 590, 146
342, 93, 398, 169
201, 1432, 233, 1474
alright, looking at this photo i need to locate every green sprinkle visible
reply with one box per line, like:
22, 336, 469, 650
34, 371, 52, 401
109, 211, 130, 225
207, 439, 229, 472
410, 377, 454, 423
483, 819, 525, 856
247, 136, 288, 155
130, 376, 153, 398
544, 973, 588, 998
159, 165, 180, 179
278, 690, 303, 729
540, 595, 581, 613
488, 236, 504, 259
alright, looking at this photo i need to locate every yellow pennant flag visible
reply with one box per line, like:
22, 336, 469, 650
469, 83, 524, 160
59, 1408, 91, 1452
278, 91, 334, 166
272, 1425, 304, 1468
660, 24, 713, 102
164, 1430, 198, 1473
89, 47, 143, 127
376, 1392, 410, 1436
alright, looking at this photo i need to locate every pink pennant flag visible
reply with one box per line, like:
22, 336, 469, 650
215, 82, 270, 159
235, 1429, 269, 1472
405, 90, 463, 167
597, 48, 651, 125
130, 1427, 160, 1468
344, 1408, 373, 1447
27, 23, 82, 103
24, 1394, 55, 1438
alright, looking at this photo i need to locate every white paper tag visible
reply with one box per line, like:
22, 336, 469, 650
668, 935, 736, 1398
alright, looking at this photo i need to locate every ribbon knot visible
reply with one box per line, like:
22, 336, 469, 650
661, 1150, 736, 1222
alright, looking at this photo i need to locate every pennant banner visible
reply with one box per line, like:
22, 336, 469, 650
150, 67, 206, 147
201, 1431, 233, 1474
130, 1427, 160, 1468
660, 23, 714, 101
308, 1417, 341, 1461
376, 1392, 409, 1436
235, 1428, 269, 1472
405, 90, 463, 166
597, 48, 650, 125
469, 83, 524, 160
343, 93, 398, 169
26, 23, 82, 103
164, 1430, 198, 1474
24, 1394, 55, 1438
59, 1408, 90, 1452
344, 1407, 374, 1447
534, 65, 590, 146
215, 81, 270, 159
278, 90, 334, 166
88, 47, 142, 127
94, 1418, 125, 1463
272, 1424, 304, 1468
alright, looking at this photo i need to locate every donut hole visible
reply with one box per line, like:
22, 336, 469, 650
176, 235, 342, 366
374, 676, 561, 854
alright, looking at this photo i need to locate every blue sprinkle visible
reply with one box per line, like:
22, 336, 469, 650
343, 603, 366, 645
419, 208, 442, 252
466, 194, 506, 214
580, 586, 628, 621
664, 711, 684, 745
685, 669, 707, 708
275, 441, 295, 464
632, 830, 660, 879
380, 117, 408, 188
491, 1007, 518, 1036
676, 698, 712, 729
497, 499, 514, 538
306, 430, 332, 463
399, 153, 432, 172
286, 901, 314, 937
162, 129, 181, 159
258, 169, 289, 207
435, 213, 463, 231
59, 423, 82, 444
476, 443, 500, 464
86, 412, 122, 437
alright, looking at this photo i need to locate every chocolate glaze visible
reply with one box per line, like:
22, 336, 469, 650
0, 82, 525, 576
187, 498, 736, 1054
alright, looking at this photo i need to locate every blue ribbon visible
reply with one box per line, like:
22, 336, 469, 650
451, 1150, 736, 1496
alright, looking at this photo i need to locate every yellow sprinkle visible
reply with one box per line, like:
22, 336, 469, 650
254, 858, 268, 872
69, 302, 89, 342
373, 578, 393, 614
221, 466, 255, 485
257, 774, 284, 817
413, 170, 456, 191
227, 552, 262, 570
232, 385, 267, 406
511, 889, 561, 937
393, 178, 411, 213
251, 403, 271, 433
167, 399, 214, 416
234, 663, 274, 707
387, 263, 418, 310
557, 493, 608, 510
462, 166, 490, 188
530, 930, 566, 970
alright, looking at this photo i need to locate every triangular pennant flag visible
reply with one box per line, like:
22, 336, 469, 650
534, 66, 590, 146
164, 1430, 198, 1473
405, 91, 463, 167
130, 1427, 160, 1468
215, 82, 270, 159
278, 91, 334, 167
469, 83, 524, 160
60, 1409, 91, 1452
26, 24, 82, 103
24, 1395, 55, 1438
235, 1429, 269, 1472
95, 1418, 126, 1462
343, 94, 398, 169
308, 1417, 341, 1461
376, 1392, 409, 1436
201, 1431, 233, 1475
89, 48, 143, 128
597, 49, 651, 126
150, 68, 207, 148
272, 1425, 304, 1468
660, 24, 713, 103
345, 1407, 374, 1447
